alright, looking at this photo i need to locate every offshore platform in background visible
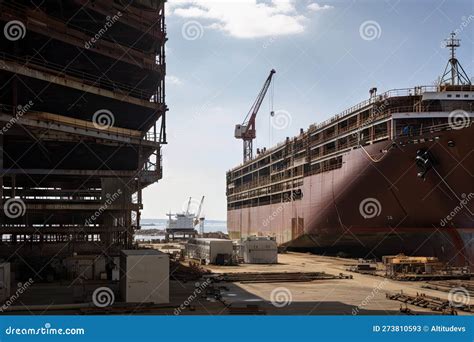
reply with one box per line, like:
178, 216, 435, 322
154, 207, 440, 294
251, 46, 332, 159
0, 1, 167, 268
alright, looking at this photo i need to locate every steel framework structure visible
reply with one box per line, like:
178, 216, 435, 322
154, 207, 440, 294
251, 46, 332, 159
0, 0, 167, 266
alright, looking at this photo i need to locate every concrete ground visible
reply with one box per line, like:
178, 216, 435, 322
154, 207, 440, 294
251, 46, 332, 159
2, 251, 472, 315
201, 252, 473, 315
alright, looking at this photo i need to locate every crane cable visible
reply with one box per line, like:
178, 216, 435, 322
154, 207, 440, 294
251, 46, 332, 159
269, 75, 275, 146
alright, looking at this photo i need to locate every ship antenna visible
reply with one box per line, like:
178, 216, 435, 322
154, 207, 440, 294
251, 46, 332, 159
439, 32, 471, 86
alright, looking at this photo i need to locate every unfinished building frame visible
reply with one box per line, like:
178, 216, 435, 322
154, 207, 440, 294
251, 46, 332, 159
0, 0, 167, 271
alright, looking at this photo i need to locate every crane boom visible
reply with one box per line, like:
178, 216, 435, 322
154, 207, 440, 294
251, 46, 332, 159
185, 197, 192, 215
235, 69, 276, 162
196, 196, 205, 218
194, 196, 205, 236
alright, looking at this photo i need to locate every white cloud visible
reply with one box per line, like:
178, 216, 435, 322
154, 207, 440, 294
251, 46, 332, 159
166, 75, 182, 85
307, 2, 334, 12
168, 0, 319, 38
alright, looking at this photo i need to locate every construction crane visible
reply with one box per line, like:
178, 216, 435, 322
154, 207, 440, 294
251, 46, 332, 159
235, 69, 276, 162
194, 196, 205, 236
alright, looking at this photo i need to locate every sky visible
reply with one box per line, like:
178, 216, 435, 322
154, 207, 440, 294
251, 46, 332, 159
141, 0, 474, 220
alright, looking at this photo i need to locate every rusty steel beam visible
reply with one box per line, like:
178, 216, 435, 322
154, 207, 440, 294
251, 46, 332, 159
0, 168, 138, 177
0, 4, 160, 70
0, 59, 158, 109
0, 226, 132, 233
1, 169, 161, 185
24, 203, 139, 210
74, 0, 166, 38
0, 113, 160, 147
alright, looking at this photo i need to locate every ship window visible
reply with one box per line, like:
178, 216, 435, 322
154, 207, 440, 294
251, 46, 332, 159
455, 94, 460, 98
464, 94, 469, 98
447, 94, 452, 98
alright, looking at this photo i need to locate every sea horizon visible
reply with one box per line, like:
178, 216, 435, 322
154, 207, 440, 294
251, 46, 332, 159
138, 218, 228, 234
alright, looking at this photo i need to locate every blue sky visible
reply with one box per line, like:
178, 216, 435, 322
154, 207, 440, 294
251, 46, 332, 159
141, 0, 473, 220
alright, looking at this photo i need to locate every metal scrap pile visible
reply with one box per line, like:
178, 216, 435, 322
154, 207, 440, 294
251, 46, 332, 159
215, 272, 352, 283
169, 260, 211, 282
387, 291, 471, 314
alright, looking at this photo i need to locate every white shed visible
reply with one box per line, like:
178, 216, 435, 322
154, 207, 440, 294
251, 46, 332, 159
120, 250, 169, 304
240, 236, 278, 264
186, 238, 233, 264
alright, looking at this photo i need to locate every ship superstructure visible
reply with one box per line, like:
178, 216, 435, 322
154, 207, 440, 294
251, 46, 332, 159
165, 196, 205, 239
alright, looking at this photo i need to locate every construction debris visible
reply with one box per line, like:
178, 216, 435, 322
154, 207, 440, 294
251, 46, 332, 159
169, 260, 211, 282
214, 272, 352, 283
422, 280, 474, 296
347, 259, 378, 274
383, 254, 471, 280
386, 291, 471, 314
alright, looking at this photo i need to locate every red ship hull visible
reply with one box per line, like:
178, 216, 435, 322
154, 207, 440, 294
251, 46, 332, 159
228, 126, 474, 267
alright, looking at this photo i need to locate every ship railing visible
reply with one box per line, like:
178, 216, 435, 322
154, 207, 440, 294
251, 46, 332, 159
307, 86, 438, 133
226, 86, 440, 172
229, 170, 304, 196
229, 180, 302, 202
394, 121, 470, 138
307, 103, 458, 149
306, 160, 343, 177
230, 162, 343, 202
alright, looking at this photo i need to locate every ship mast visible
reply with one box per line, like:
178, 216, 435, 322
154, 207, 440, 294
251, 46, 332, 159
439, 32, 471, 86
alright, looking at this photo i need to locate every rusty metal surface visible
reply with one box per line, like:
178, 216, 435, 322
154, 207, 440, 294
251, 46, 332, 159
228, 126, 474, 266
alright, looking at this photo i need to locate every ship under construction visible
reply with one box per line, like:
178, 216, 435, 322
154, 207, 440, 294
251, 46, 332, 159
0, 0, 166, 273
227, 33, 473, 267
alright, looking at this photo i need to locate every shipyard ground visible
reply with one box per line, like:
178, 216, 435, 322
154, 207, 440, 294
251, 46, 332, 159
202, 252, 473, 315
3, 250, 472, 315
